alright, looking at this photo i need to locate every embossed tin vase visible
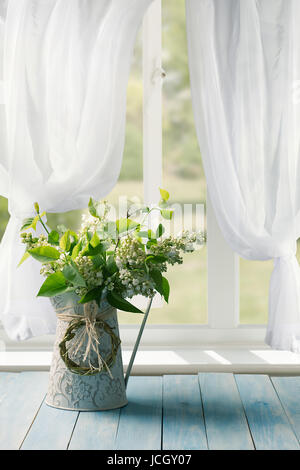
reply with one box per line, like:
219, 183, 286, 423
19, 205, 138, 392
46, 292, 128, 411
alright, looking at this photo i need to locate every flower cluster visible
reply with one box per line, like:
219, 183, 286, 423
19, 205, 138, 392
119, 268, 156, 298
20, 233, 50, 250
19, 191, 206, 313
80, 200, 110, 233
115, 237, 146, 270
39, 251, 67, 274
80, 213, 100, 234
74, 254, 104, 292
150, 237, 186, 266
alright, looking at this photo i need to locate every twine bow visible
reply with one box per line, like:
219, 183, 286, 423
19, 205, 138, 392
57, 301, 120, 377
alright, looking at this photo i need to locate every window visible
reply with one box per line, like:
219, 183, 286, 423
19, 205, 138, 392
240, 259, 273, 325
0, 0, 271, 350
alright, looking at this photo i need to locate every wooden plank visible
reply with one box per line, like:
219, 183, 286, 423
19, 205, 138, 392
199, 373, 253, 450
162, 375, 207, 450
235, 374, 299, 450
115, 376, 162, 450
0, 372, 48, 450
69, 409, 120, 450
21, 401, 78, 450
0, 372, 19, 399
271, 376, 300, 444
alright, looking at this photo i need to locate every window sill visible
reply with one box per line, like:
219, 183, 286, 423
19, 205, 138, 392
1, 348, 300, 374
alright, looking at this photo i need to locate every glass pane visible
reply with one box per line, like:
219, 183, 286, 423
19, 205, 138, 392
239, 258, 273, 325
108, 28, 143, 205
240, 241, 300, 324
107, 30, 144, 325
157, 0, 207, 324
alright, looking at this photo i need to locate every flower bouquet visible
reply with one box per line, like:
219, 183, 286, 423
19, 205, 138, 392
20, 189, 204, 410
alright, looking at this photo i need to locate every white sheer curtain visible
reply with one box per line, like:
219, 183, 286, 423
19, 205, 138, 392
186, 0, 300, 351
0, 0, 153, 340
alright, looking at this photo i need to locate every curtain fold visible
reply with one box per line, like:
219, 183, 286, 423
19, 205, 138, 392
0, 0, 153, 340
186, 0, 300, 351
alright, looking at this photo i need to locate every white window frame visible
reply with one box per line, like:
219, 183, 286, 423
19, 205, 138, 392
0, 0, 267, 353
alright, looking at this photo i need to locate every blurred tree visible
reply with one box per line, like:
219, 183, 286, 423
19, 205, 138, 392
0, 196, 8, 241
162, 0, 203, 182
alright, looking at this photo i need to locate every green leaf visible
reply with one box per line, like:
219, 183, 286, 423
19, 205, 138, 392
150, 268, 163, 295
90, 231, 100, 248
71, 241, 82, 260
69, 231, 78, 244
159, 188, 170, 202
20, 218, 34, 231
156, 223, 165, 238
88, 198, 107, 220
146, 254, 168, 264
21, 212, 47, 232
37, 272, 69, 297
30, 215, 40, 231
150, 269, 169, 302
79, 287, 103, 304
59, 230, 71, 252
160, 209, 174, 220
147, 229, 156, 239
48, 230, 60, 245
18, 251, 30, 267
116, 218, 139, 234
162, 276, 170, 303
28, 246, 61, 263
107, 291, 143, 313
106, 255, 118, 275
137, 231, 149, 239
62, 263, 86, 288
132, 231, 143, 243
146, 239, 157, 249
82, 241, 107, 257
22, 215, 39, 231
91, 254, 105, 269
88, 198, 98, 218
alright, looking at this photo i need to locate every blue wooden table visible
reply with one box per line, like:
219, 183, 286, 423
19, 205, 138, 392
0, 372, 299, 450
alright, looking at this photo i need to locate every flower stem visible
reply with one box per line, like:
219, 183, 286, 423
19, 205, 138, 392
38, 214, 50, 235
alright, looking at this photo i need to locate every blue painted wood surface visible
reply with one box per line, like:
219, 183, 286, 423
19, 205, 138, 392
199, 373, 254, 450
0, 372, 49, 450
115, 376, 162, 450
163, 375, 207, 450
0, 372, 19, 398
271, 376, 300, 444
21, 401, 78, 450
235, 374, 299, 450
69, 409, 120, 450
1, 372, 300, 450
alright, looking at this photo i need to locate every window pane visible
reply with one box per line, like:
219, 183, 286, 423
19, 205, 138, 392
108, 28, 143, 205
239, 259, 273, 325
107, 30, 144, 325
240, 242, 300, 325
157, 0, 207, 324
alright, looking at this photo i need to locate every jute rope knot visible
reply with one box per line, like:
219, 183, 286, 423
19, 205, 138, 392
57, 301, 121, 377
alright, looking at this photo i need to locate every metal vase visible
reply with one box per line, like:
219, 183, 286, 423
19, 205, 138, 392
46, 292, 128, 411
